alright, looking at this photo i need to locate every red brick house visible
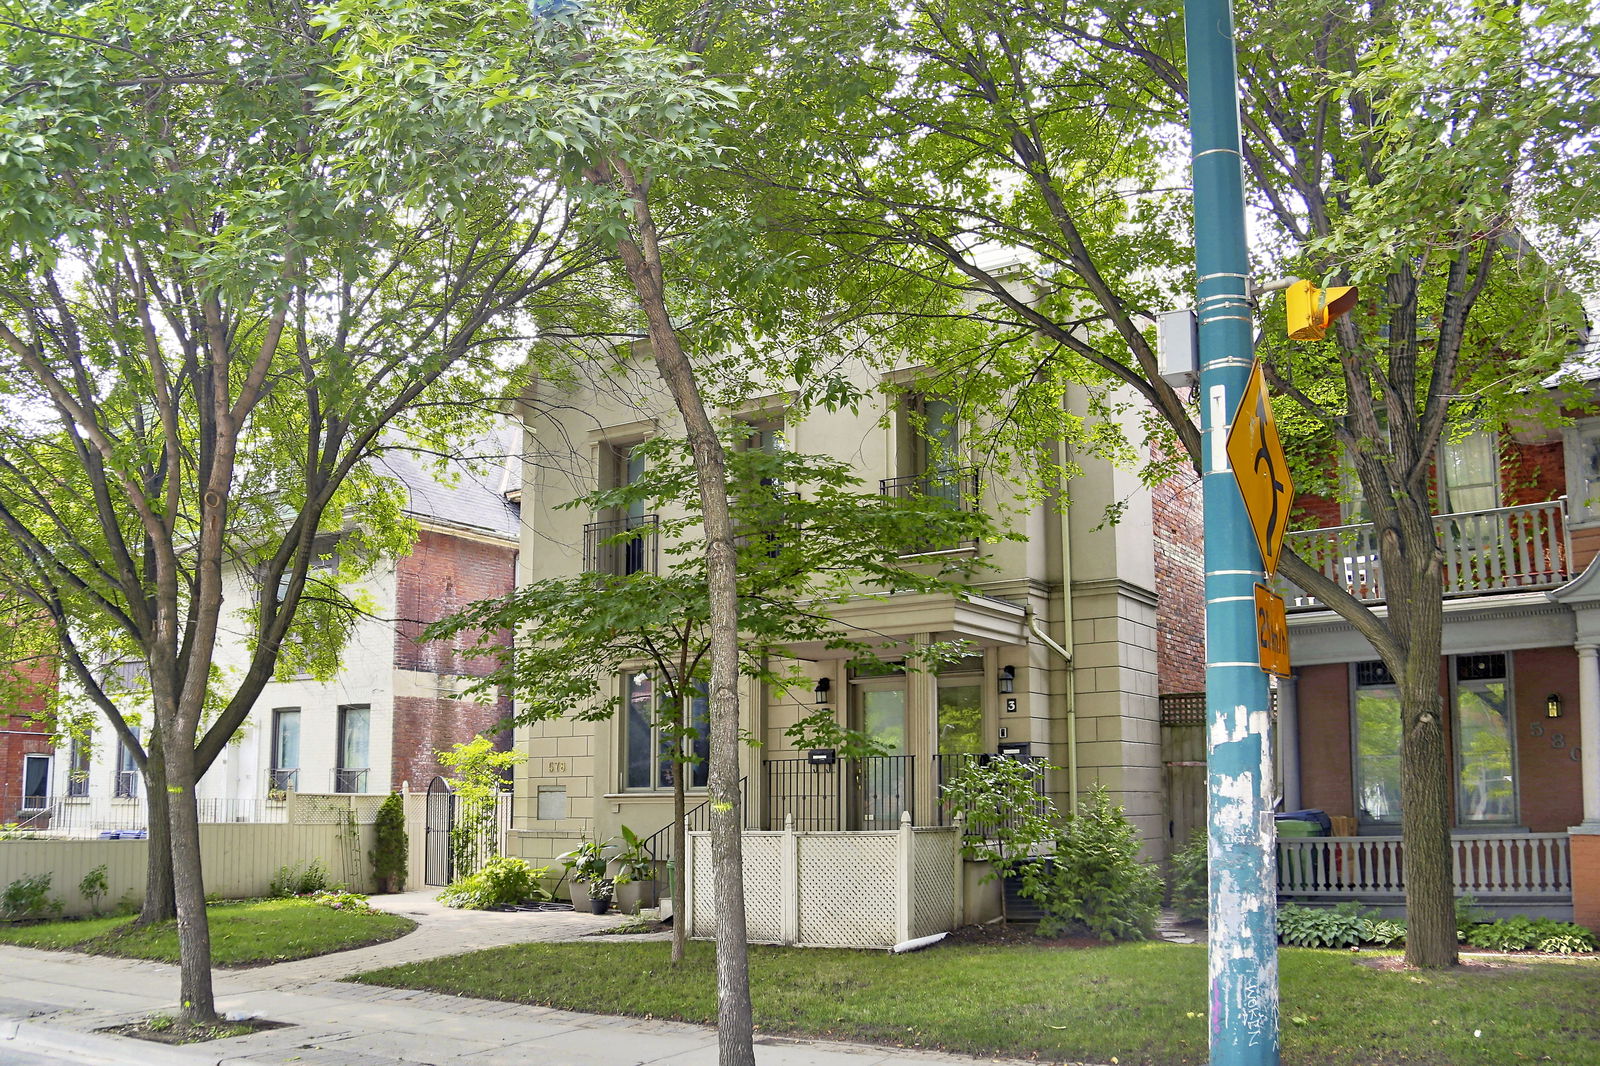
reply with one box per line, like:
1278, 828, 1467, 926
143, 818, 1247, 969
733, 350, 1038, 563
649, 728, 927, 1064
1278, 377, 1600, 924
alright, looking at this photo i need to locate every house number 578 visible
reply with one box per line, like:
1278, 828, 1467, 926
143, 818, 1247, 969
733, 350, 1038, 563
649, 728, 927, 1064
546, 760, 568, 774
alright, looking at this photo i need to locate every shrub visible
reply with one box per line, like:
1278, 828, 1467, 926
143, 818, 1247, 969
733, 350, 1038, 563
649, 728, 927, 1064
369, 792, 408, 894
437, 857, 552, 910
1455, 893, 1487, 938
1359, 917, 1407, 947
1168, 828, 1207, 923
2, 873, 62, 921
1018, 787, 1162, 942
1465, 916, 1596, 953
1277, 901, 1370, 948
78, 864, 110, 916
1538, 932, 1597, 955
307, 890, 377, 914
269, 859, 329, 898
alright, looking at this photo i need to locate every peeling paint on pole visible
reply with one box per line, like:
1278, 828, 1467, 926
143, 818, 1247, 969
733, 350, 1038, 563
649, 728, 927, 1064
1185, 0, 1282, 1058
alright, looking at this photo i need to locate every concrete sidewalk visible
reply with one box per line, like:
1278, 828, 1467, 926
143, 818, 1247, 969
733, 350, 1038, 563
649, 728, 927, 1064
0, 891, 1089, 1066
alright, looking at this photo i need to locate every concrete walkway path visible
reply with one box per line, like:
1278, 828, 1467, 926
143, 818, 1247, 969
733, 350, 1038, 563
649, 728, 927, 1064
0, 891, 1093, 1066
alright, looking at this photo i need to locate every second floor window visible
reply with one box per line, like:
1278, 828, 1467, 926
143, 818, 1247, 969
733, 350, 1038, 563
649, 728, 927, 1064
584, 443, 657, 576
1439, 431, 1500, 515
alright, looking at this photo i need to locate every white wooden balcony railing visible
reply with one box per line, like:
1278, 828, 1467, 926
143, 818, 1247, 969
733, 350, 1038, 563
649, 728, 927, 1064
1278, 832, 1572, 899
1279, 500, 1571, 608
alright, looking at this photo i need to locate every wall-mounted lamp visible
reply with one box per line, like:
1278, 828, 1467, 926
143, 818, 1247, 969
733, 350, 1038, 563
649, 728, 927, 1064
1547, 693, 1563, 719
997, 665, 1016, 695
814, 677, 832, 705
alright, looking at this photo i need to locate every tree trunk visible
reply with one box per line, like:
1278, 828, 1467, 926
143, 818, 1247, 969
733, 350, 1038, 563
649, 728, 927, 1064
1379, 506, 1458, 968
137, 743, 177, 925
604, 158, 755, 1066
165, 744, 218, 1022
672, 699, 688, 964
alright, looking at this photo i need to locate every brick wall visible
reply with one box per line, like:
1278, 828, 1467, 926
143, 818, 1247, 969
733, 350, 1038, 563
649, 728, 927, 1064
1, 659, 57, 820
1152, 467, 1205, 694
1511, 647, 1582, 832
393, 529, 516, 676
391, 528, 517, 787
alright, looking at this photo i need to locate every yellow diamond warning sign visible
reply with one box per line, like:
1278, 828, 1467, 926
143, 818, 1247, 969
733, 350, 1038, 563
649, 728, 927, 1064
1226, 361, 1294, 576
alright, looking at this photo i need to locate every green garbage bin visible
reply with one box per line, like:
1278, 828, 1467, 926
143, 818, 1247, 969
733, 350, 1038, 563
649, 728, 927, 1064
1277, 817, 1321, 887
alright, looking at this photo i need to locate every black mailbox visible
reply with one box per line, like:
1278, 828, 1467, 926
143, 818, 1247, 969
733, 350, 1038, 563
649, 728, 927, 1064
997, 742, 1032, 758
808, 748, 837, 765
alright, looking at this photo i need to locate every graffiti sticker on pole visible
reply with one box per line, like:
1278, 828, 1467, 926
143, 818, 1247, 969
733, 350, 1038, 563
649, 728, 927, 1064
1226, 360, 1294, 576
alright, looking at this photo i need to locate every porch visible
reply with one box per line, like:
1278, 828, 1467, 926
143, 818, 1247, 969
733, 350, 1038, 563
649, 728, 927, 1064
1277, 830, 1574, 919
1278, 499, 1572, 608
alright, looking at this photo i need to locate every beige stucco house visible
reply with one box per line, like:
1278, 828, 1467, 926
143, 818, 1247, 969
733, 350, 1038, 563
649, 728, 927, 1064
501, 347, 1202, 892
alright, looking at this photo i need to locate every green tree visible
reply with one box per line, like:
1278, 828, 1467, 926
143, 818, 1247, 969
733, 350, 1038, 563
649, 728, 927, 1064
648, 0, 1599, 968
0, 0, 613, 1021
370, 792, 410, 894
433, 437, 995, 961
438, 737, 526, 878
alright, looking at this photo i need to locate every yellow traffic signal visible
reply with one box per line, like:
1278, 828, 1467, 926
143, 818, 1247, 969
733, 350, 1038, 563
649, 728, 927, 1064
1285, 279, 1358, 341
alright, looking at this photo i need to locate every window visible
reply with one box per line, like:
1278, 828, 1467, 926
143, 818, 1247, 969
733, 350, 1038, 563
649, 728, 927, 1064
336, 705, 369, 793
584, 443, 657, 575
115, 728, 140, 799
1454, 654, 1516, 825
1440, 431, 1500, 514
270, 708, 301, 792
1564, 419, 1600, 525
22, 754, 50, 809
1352, 660, 1402, 826
623, 671, 709, 791
67, 738, 90, 797
936, 658, 984, 755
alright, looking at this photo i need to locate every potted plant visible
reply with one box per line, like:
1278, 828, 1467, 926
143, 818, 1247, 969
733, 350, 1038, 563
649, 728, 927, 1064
586, 877, 616, 915
557, 837, 613, 907
611, 825, 658, 913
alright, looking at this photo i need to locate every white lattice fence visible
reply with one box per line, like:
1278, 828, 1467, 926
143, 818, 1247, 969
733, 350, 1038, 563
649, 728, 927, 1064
910, 827, 960, 938
686, 817, 963, 948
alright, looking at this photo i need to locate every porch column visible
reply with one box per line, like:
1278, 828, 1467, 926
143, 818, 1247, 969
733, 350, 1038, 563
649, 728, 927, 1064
1276, 674, 1301, 814
1570, 642, 1600, 932
1579, 643, 1600, 827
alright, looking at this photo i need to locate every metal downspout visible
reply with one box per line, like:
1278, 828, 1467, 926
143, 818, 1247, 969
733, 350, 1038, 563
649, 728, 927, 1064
1026, 456, 1077, 815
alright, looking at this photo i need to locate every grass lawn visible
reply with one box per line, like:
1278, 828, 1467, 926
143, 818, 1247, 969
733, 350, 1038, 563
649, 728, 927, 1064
353, 938, 1600, 1066
0, 898, 415, 966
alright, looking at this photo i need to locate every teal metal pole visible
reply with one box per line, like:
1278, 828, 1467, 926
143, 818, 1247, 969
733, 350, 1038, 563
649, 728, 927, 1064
1183, 0, 1280, 1063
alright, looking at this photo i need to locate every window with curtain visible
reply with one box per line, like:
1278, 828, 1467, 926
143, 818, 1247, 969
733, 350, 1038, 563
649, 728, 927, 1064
1440, 431, 1500, 514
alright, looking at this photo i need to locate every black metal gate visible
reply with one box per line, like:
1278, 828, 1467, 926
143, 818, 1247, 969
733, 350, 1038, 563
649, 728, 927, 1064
424, 776, 455, 887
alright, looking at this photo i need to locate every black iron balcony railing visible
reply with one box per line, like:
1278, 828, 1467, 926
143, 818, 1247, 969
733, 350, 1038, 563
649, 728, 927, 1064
268, 768, 299, 793
333, 767, 368, 793
879, 467, 981, 553
583, 514, 660, 576
1278, 499, 1571, 609
763, 755, 916, 831
67, 774, 89, 798
736, 490, 801, 561
932, 752, 1049, 840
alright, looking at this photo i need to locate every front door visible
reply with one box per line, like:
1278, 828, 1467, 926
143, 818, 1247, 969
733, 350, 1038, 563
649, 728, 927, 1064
858, 687, 909, 828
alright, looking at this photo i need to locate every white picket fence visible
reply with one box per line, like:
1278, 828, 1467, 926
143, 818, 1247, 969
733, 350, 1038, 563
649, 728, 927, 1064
1278, 832, 1572, 899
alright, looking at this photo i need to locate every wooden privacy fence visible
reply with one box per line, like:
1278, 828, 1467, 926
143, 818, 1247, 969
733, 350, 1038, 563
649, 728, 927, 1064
0, 822, 375, 918
685, 814, 963, 949
1277, 832, 1572, 900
